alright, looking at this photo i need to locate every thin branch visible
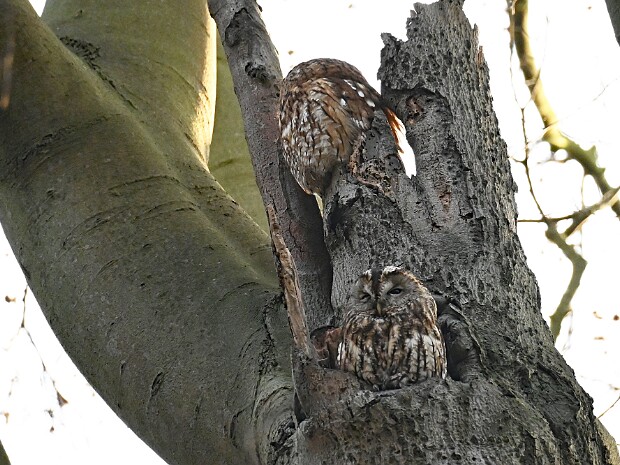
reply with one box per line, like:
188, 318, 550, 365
545, 224, 587, 339
18, 288, 69, 409
514, 91, 588, 341
509, 0, 620, 339
598, 392, 620, 419
516, 108, 545, 219
562, 186, 620, 237
518, 186, 620, 226
518, 218, 560, 223
512, 0, 620, 218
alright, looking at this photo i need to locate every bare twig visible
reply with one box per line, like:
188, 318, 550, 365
514, 96, 588, 341
512, 0, 620, 218
518, 187, 620, 226
17, 288, 69, 409
598, 392, 620, 419
510, 0, 620, 339
562, 187, 620, 237
545, 224, 587, 338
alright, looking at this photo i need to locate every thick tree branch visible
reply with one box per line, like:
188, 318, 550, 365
210, 38, 268, 230
208, 0, 334, 330
266, 205, 313, 359
0, 2, 293, 464
42, 0, 217, 163
2, 1, 617, 463
286, 1, 616, 461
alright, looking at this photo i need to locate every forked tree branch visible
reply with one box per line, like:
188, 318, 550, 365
512, 0, 620, 218
519, 186, 620, 226
208, 0, 334, 329
545, 223, 588, 338
511, 0, 620, 339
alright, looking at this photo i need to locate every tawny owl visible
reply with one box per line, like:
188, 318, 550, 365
338, 266, 447, 390
278, 58, 402, 196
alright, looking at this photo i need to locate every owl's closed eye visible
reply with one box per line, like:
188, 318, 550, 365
338, 266, 447, 390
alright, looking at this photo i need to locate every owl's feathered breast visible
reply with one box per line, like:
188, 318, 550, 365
338, 299, 446, 390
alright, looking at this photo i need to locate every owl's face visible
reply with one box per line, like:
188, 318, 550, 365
340, 266, 446, 387
350, 266, 430, 316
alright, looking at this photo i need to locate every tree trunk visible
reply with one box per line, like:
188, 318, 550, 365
604, 0, 620, 46
0, 0, 617, 464
266, 2, 617, 463
1, 1, 291, 464
0, 441, 10, 465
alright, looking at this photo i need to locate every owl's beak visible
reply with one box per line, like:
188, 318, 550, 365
375, 300, 385, 317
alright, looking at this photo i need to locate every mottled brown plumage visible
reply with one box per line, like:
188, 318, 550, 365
338, 266, 447, 390
278, 58, 401, 196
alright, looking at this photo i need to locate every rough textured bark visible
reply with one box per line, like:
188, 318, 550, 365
604, 0, 620, 46
273, 1, 618, 464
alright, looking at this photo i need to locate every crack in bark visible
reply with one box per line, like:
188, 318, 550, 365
149, 371, 165, 399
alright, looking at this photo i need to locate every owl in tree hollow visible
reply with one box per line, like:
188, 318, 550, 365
278, 58, 402, 196
338, 266, 447, 390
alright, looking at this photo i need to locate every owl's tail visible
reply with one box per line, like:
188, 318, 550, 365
383, 107, 416, 176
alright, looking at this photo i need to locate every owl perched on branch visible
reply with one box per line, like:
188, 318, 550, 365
338, 266, 447, 390
278, 58, 403, 196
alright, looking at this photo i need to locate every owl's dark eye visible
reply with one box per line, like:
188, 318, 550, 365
388, 288, 402, 296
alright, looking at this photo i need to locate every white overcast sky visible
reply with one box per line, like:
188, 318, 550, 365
1, 0, 619, 463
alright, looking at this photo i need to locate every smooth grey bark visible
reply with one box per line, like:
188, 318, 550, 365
0, 1, 293, 464
210, 37, 269, 231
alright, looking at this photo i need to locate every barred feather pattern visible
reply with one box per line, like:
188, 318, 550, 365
278, 58, 400, 196
338, 267, 447, 390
